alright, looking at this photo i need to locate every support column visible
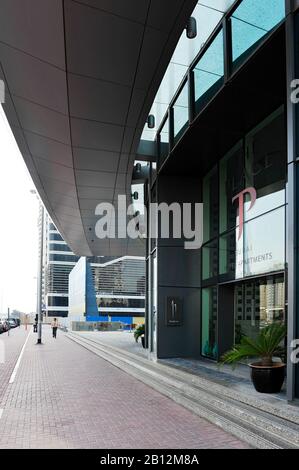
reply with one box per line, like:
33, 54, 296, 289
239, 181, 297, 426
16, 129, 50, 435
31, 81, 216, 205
286, 0, 298, 400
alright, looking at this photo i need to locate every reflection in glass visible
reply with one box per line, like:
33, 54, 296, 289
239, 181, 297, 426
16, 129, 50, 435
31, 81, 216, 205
173, 81, 189, 145
202, 240, 218, 281
203, 166, 219, 243
243, 207, 285, 277
159, 117, 169, 166
231, 0, 285, 70
244, 109, 286, 221
142, 1, 235, 140
49, 244, 72, 252
219, 141, 244, 233
219, 230, 243, 279
151, 253, 157, 354
202, 287, 218, 359
234, 276, 285, 346
194, 30, 224, 115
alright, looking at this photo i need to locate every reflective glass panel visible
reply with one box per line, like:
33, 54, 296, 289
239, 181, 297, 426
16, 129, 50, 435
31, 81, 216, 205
202, 240, 218, 280
194, 29, 224, 115
173, 81, 189, 145
159, 117, 169, 166
244, 109, 286, 221
231, 0, 285, 70
142, 1, 235, 140
220, 229, 244, 279
219, 141, 244, 233
243, 207, 285, 277
202, 287, 218, 359
234, 276, 285, 346
203, 166, 219, 243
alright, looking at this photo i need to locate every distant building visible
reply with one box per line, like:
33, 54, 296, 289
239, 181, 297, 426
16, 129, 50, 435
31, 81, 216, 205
40, 212, 145, 322
69, 256, 145, 326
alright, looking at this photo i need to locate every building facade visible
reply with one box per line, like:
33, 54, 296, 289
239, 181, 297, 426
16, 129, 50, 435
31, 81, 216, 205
141, 0, 299, 401
43, 214, 77, 318
3, 0, 299, 403
41, 212, 145, 322
68, 256, 145, 326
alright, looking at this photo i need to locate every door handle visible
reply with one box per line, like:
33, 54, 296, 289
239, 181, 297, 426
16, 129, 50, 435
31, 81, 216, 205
171, 300, 177, 319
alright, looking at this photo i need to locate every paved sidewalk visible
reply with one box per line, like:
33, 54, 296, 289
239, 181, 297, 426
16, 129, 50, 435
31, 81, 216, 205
78, 331, 297, 414
77, 330, 148, 357
0, 327, 30, 402
0, 326, 248, 449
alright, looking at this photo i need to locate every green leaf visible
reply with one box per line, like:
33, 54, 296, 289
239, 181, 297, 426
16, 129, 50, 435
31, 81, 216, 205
220, 322, 286, 367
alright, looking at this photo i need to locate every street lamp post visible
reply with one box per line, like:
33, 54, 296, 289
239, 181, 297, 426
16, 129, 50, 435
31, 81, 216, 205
36, 202, 44, 344
31, 189, 44, 345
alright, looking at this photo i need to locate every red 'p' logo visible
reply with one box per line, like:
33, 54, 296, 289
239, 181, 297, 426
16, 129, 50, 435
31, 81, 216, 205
232, 187, 257, 240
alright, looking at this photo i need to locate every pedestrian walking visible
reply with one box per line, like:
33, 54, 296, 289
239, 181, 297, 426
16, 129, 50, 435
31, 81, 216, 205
33, 318, 38, 333
51, 318, 58, 339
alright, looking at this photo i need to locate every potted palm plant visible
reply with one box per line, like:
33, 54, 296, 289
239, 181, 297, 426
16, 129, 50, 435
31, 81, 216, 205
221, 322, 286, 394
134, 324, 145, 348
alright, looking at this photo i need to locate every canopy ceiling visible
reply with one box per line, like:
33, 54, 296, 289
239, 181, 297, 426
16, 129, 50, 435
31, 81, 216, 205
0, 0, 197, 255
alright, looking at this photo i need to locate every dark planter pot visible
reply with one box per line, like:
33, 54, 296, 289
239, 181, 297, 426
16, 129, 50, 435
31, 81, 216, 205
249, 362, 285, 394
141, 336, 145, 349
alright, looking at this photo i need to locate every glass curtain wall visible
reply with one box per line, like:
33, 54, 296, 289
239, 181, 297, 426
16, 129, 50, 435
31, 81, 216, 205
234, 275, 285, 344
201, 287, 218, 359
231, 0, 286, 71
201, 108, 286, 358
157, 1, 285, 163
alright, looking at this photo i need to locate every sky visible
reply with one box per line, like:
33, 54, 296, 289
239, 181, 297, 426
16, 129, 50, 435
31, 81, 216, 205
0, 105, 39, 314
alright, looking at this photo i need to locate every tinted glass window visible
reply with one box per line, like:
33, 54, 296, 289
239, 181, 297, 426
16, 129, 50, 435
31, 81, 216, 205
231, 0, 285, 70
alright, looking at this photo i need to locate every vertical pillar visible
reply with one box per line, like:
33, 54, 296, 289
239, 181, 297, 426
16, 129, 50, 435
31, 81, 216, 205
286, 0, 298, 400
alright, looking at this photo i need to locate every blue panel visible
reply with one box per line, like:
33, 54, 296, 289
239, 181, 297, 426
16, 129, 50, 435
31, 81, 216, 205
86, 315, 134, 326
111, 316, 133, 324
86, 315, 108, 322
86, 261, 98, 317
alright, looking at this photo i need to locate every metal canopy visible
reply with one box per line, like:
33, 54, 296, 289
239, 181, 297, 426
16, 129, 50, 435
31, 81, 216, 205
0, 0, 196, 256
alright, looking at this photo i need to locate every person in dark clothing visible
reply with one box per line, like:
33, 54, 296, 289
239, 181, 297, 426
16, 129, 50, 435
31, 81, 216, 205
51, 318, 58, 338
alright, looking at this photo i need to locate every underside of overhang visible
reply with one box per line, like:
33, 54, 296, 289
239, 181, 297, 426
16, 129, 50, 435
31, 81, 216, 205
0, 0, 197, 256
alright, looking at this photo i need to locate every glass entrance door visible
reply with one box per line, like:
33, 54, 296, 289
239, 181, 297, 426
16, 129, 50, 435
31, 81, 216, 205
234, 275, 285, 344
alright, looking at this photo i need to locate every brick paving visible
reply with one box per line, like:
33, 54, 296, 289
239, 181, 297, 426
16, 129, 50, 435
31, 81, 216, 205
0, 326, 249, 449
0, 326, 30, 402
